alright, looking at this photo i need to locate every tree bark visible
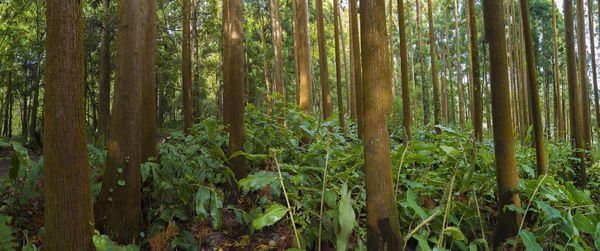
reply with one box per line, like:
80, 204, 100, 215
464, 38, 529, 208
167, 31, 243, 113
426, 0, 440, 129
291, 0, 300, 106
519, 0, 547, 176
333, 0, 345, 132
182, 0, 193, 133
222, 0, 230, 126
397, 0, 411, 140
259, 11, 272, 116
468, 0, 482, 141
360, 0, 404, 249
316, 0, 333, 120
298, 0, 311, 114
339, 7, 352, 119
94, 0, 142, 241
98, 0, 111, 146
576, 0, 591, 151
44, 0, 95, 248
551, 0, 564, 138
141, 0, 157, 162
589, 0, 600, 141
226, 0, 246, 179
482, 0, 522, 244
350, 0, 363, 137
416, 0, 429, 125
388, 0, 395, 97
271, 0, 285, 115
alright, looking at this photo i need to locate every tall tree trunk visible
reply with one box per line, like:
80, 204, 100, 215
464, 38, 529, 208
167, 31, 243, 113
98, 0, 111, 146
44, 0, 95, 247
589, 0, 600, 141
416, 0, 429, 125
407, 1, 417, 115
564, 0, 587, 185
334, 0, 345, 132
298, 0, 311, 114
453, 0, 465, 129
426, 0, 440, 129
292, 0, 300, 106
577, 0, 592, 150
222, 0, 230, 126
595, 0, 600, 138
226, 0, 246, 179
350, 0, 363, 137
388, 0, 396, 97
520, 0, 547, 176
271, 0, 284, 111
551, 0, 564, 138
316, 0, 333, 120
360, 0, 404, 248
182, 0, 193, 133
544, 73, 550, 138
192, 0, 200, 119
141, 0, 157, 162
468, 0, 482, 141
482, 0, 522, 244
4, 72, 12, 138
339, 8, 352, 119
259, 12, 272, 116
349, 19, 358, 120
397, 0, 411, 140
94, 0, 143, 241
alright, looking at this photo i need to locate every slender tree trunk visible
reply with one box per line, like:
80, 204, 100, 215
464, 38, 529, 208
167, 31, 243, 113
94, 0, 143, 241
453, 0, 465, 129
564, 0, 587, 185
577, 0, 592, 150
298, 0, 311, 114
141, 0, 157, 162
350, 0, 363, 137
339, 8, 352, 119
426, 0, 440, 129
192, 0, 200, 119
226, 0, 246, 179
551, 0, 564, 138
316, 0, 333, 120
5, 72, 12, 138
360, 0, 404, 248
222, 0, 230, 126
349, 19, 358, 120
482, 0, 522, 244
259, 12, 272, 116
271, 0, 285, 115
182, 0, 193, 133
520, 0, 547, 176
416, 0, 429, 125
544, 73, 550, 138
334, 0, 345, 132
388, 0, 396, 97
407, 1, 417, 115
468, 0, 482, 141
397, 0, 411, 140
595, 0, 600, 138
292, 0, 300, 106
44, 0, 95, 247
98, 0, 111, 146
589, 0, 600, 141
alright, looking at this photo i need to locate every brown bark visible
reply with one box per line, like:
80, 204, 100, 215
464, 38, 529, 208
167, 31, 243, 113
349, 20, 358, 120
397, 0, 411, 140
388, 0, 396, 97
416, 0, 429, 125
223, 0, 230, 126
298, 0, 311, 114
259, 12, 272, 116
339, 8, 351, 119
333, 0, 345, 132
589, 0, 600, 141
94, 0, 143, 241
596, 0, 600, 137
271, 0, 284, 109
577, 0, 591, 151
182, 0, 193, 133
426, 0, 440, 129
192, 0, 200, 119
468, 0, 482, 141
551, 0, 564, 138
98, 0, 111, 146
350, 0, 363, 137
226, 0, 246, 179
292, 0, 300, 106
44, 0, 95, 248
141, 0, 157, 162
564, 0, 587, 185
316, 0, 333, 120
407, 1, 417, 114
482, 0, 522, 244
360, 0, 404, 249
519, 0, 547, 176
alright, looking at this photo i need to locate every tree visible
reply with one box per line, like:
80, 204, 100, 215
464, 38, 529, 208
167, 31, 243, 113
270, 0, 285, 114
416, 0, 429, 125
44, 0, 95, 248
595, 0, 600, 135
94, 0, 143, 241
360, 0, 403, 249
141, 0, 157, 162
551, 0, 564, 138
297, 0, 311, 114
316, 0, 333, 120
576, 0, 591, 152
333, 0, 345, 132
589, 0, 600, 140
182, 0, 193, 133
396, 0, 411, 140
350, 0, 363, 137
98, 0, 111, 146
258, 10, 272, 115
468, 0, 482, 141
564, 0, 587, 185
426, 0, 440, 128
481, 0, 522, 243
519, 0, 546, 176
225, 0, 246, 179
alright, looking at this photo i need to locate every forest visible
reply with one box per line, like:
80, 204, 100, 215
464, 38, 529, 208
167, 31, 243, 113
0, 0, 599, 249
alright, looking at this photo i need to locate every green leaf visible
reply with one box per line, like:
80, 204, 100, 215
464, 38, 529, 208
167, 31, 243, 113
440, 145, 461, 162
444, 226, 466, 241
519, 230, 542, 251
572, 213, 595, 233
406, 189, 427, 220
117, 180, 126, 186
594, 222, 600, 250
324, 190, 336, 208
8, 154, 19, 180
195, 187, 211, 220
336, 184, 355, 251
252, 204, 288, 230
210, 191, 223, 229
238, 175, 277, 192
413, 234, 432, 251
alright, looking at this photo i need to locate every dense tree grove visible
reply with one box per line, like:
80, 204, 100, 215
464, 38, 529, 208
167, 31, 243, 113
0, 0, 600, 250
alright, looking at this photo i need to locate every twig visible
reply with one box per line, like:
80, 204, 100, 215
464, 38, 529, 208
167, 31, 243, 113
271, 150, 302, 249
317, 150, 330, 251
438, 170, 457, 248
